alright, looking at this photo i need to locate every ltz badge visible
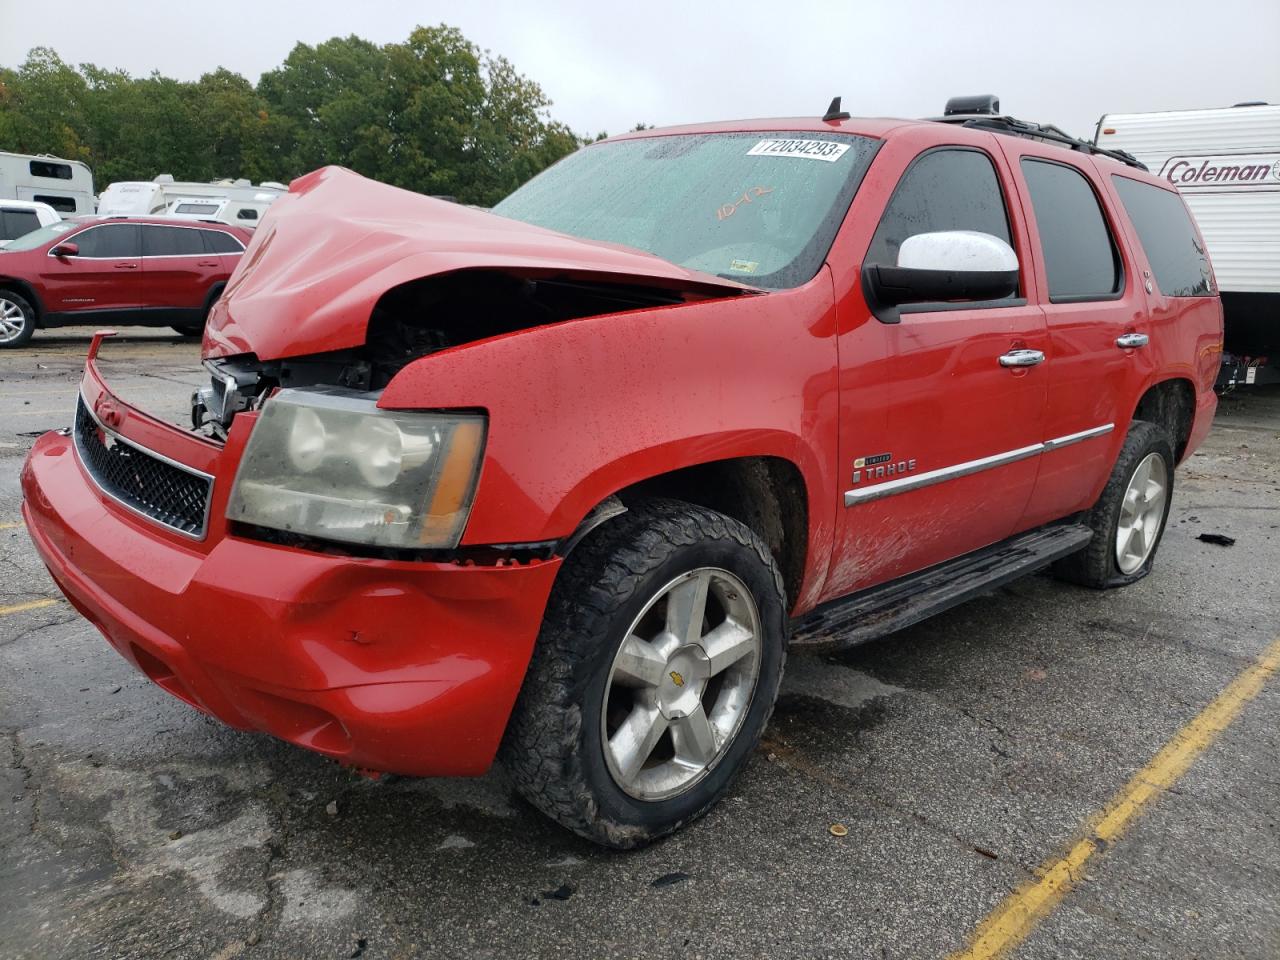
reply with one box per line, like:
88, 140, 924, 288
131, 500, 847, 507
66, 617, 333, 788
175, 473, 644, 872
851, 452, 917, 484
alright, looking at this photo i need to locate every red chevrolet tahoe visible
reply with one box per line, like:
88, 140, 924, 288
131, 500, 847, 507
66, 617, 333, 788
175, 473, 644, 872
21, 97, 1222, 847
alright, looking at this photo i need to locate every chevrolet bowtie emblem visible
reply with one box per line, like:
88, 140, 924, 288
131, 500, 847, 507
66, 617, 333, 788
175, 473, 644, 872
669, 671, 686, 687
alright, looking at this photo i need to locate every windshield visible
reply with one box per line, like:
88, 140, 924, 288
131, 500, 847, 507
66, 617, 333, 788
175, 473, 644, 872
0, 220, 75, 252
493, 131, 878, 289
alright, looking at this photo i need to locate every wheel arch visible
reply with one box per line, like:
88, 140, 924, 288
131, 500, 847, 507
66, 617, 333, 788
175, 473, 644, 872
562, 454, 811, 611
1133, 376, 1196, 463
203, 281, 227, 315
0, 277, 45, 324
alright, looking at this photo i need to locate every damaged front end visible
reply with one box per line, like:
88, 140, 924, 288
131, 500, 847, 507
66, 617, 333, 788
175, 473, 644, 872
193, 268, 723, 438
191, 165, 753, 436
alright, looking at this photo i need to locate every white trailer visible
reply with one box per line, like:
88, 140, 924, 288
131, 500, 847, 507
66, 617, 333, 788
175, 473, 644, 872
0, 151, 95, 216
97, 175, 286, 225
1095, 102, 1280, 386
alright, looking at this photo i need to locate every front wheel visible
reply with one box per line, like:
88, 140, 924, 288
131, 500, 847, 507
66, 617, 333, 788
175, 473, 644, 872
501, 499, 787, 848
1054, 420, 1175, 588
0, 291, 36, 348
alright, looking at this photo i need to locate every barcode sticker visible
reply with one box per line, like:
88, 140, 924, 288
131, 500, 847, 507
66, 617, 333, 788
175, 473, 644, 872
746, 139, 850, 163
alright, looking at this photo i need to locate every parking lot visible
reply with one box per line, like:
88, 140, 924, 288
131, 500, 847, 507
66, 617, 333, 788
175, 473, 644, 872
1, 329, 1277, 960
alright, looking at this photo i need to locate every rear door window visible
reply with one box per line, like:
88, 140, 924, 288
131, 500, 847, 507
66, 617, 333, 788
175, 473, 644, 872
142, 226, 205, 256
1111, 176, 1213, 297
1020, 159, 1121, 302
73, 224, 141, 259
866, 148, 1013, 268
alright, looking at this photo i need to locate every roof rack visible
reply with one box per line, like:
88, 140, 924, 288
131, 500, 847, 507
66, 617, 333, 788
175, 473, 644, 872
927, 106, 1148, 171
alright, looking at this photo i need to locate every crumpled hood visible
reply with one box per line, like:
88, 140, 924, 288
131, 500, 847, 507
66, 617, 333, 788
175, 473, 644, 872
204, 166, 752, 360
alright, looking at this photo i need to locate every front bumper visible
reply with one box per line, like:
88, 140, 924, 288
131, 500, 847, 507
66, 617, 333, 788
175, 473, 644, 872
21, 353, 560, 777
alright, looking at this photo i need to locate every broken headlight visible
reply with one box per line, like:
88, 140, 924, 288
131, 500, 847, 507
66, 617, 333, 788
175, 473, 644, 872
227, 387, 486, 549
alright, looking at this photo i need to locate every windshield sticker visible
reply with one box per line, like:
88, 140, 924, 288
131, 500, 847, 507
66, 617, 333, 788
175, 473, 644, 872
728, 259, 759, 274
747, 139, 850, 162
716, 185, 773, 221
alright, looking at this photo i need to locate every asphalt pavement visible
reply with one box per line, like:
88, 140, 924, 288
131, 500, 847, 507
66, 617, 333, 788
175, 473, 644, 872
1, 328, 1277, 960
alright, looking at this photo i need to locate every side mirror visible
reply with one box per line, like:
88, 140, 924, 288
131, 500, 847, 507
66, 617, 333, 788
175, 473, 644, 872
863, 230, 1019, 323
50, 242, 79, 258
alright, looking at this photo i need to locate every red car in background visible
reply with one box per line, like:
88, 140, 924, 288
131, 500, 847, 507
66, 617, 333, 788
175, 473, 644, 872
0, 216, 250, 347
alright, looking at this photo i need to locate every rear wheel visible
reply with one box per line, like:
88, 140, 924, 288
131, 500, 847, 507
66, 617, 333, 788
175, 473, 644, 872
0, 291, 36, 348
501, 499, 787, 848
171, 324, 204, 338
1054, 420, 1175, 588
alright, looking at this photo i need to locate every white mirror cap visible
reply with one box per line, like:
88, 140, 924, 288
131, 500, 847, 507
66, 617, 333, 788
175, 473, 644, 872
897, 230, 1018, 273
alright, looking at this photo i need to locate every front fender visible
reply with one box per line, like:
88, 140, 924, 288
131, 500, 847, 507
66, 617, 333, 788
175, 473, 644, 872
379, 270, 840, 600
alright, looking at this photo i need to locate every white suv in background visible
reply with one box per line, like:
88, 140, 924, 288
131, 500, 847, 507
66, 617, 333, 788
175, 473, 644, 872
0, 200, 61, 248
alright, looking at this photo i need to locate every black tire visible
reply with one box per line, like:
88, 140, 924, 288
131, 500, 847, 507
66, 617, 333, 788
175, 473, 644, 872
171, 325, 204, 338
500, 499, 788, 848
1053, 420, 1175, 589
0, 290, 36, 348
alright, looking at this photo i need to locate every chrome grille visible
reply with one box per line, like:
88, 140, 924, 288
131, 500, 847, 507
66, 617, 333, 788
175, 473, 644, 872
73, 396, 213, 538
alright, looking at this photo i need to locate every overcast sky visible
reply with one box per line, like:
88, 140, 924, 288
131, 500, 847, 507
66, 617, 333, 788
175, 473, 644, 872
1, 0, 1276, 141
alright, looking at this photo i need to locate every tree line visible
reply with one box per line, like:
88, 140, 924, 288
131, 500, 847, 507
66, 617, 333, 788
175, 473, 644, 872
0, 25, 600, 207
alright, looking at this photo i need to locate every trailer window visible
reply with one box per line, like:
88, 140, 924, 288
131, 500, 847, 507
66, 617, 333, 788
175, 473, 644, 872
33, 195, 78, 213
236, 208, 258, 220
29, 160, 73, 180
173, 202, 221, 215
1111, 177, 1213, 297
1020, 159, 1121, 302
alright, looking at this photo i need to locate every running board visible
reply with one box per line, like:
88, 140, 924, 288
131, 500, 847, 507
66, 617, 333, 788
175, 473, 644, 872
790, 524, 1094, 651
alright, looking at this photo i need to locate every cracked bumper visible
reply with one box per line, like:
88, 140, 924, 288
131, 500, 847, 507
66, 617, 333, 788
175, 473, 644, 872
21, 380, 559, 777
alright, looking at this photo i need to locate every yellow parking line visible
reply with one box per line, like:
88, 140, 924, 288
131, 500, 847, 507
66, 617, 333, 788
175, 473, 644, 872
5, 408, 70, 416
0, 598, 60, 617
0, 521, 22, 531
948, 633, 1280, 960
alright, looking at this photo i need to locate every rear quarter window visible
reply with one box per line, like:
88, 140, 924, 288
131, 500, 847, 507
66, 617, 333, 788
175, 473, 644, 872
1111, 176, 1213, 297
1020, 159, 1121, 302
201, 230, 245, 254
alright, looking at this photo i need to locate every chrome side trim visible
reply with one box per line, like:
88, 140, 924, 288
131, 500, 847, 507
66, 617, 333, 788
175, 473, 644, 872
844, 443, 1043, 506
1041, 423, 1114, 451
73, 390, 214, 540
843, 423, 1114, 507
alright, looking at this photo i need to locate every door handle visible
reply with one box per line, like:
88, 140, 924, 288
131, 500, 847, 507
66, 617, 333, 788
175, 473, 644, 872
998, 349, 1045, 368
113, 262, 138, 270
197, 260, 219, 268
1116, 333, 1149, 349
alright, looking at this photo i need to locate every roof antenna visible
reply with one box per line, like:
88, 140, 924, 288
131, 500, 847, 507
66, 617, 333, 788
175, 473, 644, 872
823, 96, 851, 122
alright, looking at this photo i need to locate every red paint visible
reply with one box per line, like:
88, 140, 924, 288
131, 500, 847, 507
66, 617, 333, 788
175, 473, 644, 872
22, 114, 1220, 777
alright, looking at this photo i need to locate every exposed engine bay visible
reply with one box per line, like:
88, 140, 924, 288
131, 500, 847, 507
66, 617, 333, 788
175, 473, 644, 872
193, 269, 741, 439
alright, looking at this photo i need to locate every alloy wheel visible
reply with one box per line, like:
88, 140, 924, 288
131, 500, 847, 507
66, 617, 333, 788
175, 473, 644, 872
1115, 451, 1169, 574
0, 298, 26, 344
601, 567, 762, 801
